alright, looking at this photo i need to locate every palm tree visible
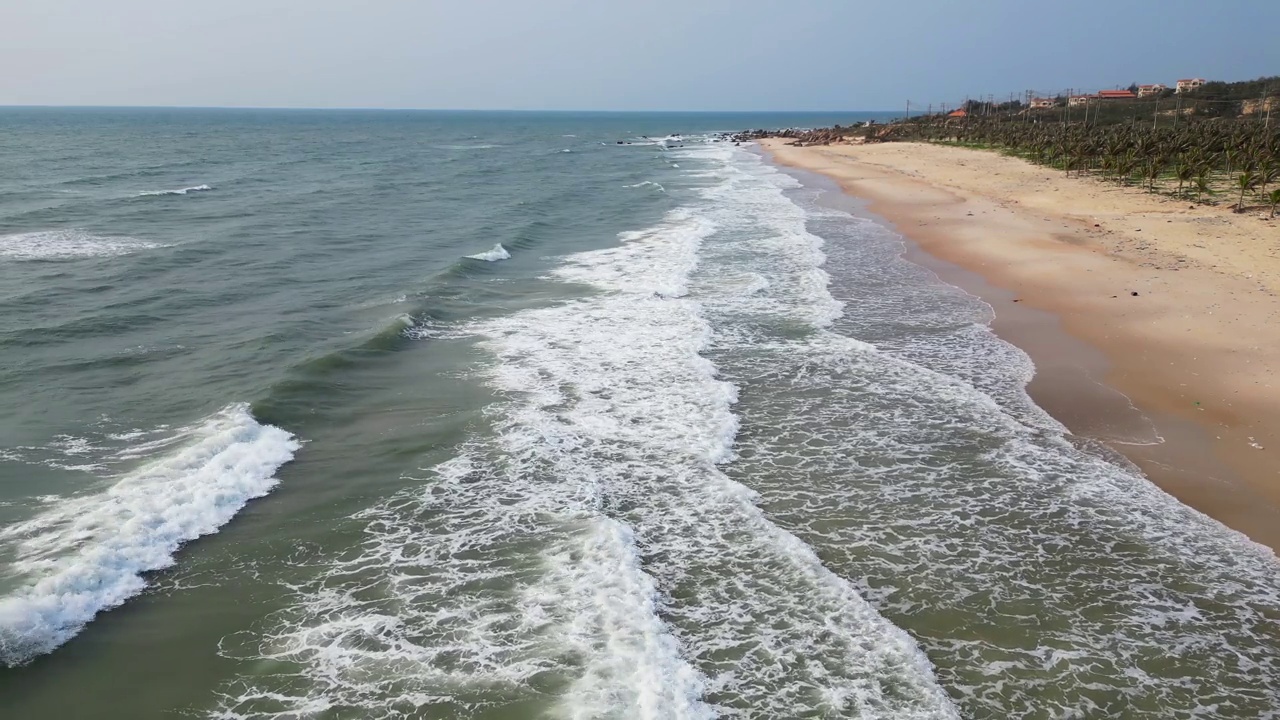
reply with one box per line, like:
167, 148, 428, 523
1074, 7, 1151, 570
1144, 159, 1163, 192
1194, 168, 1214, 203
1224, 147, 1242, 174
872, 109, 1280, 209
1270, 188, 1280, 218
1259, 159, 1280, 195
1236, 170, 1259, 212
1117, 151, 1139, 186
1175, 159, 1196, 197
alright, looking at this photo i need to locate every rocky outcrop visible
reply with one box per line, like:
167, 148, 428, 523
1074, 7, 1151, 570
1241, 97, 1280, 117
728, 123, 872, 146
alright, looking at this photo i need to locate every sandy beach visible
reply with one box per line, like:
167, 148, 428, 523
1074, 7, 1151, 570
761, 138, 1280, 550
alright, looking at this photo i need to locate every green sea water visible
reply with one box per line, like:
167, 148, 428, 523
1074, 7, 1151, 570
0, 109, 1276, 719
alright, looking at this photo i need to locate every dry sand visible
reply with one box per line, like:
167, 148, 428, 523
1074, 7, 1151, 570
759, 138, 1280, 550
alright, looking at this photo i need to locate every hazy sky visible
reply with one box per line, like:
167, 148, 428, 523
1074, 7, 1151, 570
3, 0, 1277, 110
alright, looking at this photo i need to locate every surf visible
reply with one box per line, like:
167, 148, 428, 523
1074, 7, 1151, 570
212, 177, 959, 717
137, 184, 214, 197
0, 230, 164, 260
464, 243, 511, 262
687, 140, 1280, 717
0, 404, 298, 667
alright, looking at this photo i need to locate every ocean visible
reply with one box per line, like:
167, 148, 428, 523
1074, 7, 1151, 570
0, 108, 1277, 719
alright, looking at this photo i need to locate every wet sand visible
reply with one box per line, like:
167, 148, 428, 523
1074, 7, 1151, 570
760, 138, 1280, 550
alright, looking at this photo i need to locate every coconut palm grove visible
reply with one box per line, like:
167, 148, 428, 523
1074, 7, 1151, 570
754, 76, 1280, 216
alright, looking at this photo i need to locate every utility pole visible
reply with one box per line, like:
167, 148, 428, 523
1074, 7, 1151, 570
1174, 93, 1181, 128
1153, 95, 1159, 130
1263, 84, 1272, 129
906, 99, 910, 121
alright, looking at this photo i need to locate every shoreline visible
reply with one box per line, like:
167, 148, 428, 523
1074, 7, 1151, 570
759, 138, 1280, 551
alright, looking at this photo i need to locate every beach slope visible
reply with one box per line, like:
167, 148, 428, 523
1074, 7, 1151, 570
760, 138, 1280, 549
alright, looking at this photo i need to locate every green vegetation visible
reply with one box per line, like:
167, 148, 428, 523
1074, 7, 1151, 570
870, 77, 1280, 212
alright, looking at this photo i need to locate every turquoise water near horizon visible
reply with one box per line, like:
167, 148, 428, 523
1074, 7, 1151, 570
0, 109, 1276, 719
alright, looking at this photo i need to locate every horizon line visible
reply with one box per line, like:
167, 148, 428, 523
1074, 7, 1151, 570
0, 104, 898, 114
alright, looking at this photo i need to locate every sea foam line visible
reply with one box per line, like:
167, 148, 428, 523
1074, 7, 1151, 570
0, 229, 164, 260
496, 160, 957, 717
209, 211, 721, 720
0, 404, 298, 667
137, 184, 214, 196
691, 141, 1280, 718
209, 141, 957, 719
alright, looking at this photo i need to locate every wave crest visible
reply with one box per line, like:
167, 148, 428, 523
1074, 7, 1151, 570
464, 243, 511, 262
0, 404, 299, 667
137, 184, 213, 196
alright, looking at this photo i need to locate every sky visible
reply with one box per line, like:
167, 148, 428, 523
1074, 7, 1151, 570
3, 0, 1278, 111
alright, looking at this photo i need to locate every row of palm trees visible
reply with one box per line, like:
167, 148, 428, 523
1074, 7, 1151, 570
875, 117, 1280, 216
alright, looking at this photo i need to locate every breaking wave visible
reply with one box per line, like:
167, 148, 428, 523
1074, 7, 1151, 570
137, 184, 214, 196
210, 179, 957, 717
464, 243, 511, 262
0, 404, 299, 667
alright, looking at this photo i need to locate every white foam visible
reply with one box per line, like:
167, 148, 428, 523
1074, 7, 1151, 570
137, 184, 213, 196
630, 135, 683, 149
0, 404, 298, 667
475, 205, 956, 718
682, 141, 1280, 717
464, 243, 511, 262
211, 140, 957, 719
625, 180, 667, 192
675, 142, 844, 327
541, 518, 715, 720
0, 230, 164, 260
400, 317, 452, 340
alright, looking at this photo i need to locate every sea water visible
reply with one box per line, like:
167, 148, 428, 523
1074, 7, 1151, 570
0, 109, 1276, 719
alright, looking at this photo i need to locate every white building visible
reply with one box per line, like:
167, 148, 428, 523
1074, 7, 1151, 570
1176, 78, 1207, 94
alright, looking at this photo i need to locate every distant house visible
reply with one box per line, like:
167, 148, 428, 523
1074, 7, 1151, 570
1029, 97, 1055, 109
1176, 78, 1207, 94
1136, 84, 1167, 97
947, 109, 968, 118
1097, 89, 1137, 100
1068, 95, 1093, 107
